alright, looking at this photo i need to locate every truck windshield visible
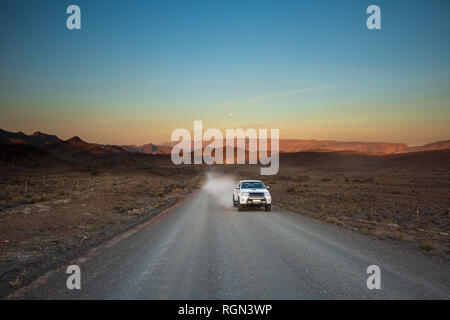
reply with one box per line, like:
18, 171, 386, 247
241, 182, 265, 189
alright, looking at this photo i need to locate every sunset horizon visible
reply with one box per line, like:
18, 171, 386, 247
1, 1, 449, 147
1, 126, 449, 147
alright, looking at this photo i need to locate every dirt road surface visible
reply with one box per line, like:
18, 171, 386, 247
11, 174, 450, 299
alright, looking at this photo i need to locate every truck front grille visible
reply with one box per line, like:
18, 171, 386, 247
249, 192, 265, 197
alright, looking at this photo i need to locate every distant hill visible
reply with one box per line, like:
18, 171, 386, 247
117, 143, 172, 155
0, 129, 449, 165
0, 130, 167, 162
0, 129, 448, 177
277, 139, 409, 154
279, 149, 450, 172
43, 136, 126, 162
162, 138, 449, 155
0, 144, 72, 175
0, 129, 61, 148
396, 140, 450, 153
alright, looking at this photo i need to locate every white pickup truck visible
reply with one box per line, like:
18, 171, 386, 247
233, 180, 272, 211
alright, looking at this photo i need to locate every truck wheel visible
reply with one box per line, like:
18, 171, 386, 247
265, 204, 272, 212
238, 200, 244, 212
233, 196, 237, 207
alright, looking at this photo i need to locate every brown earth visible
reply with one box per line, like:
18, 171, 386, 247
220, 150, 450, 257
0, 159, 204, 297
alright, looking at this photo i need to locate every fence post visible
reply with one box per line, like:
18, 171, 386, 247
392, 204, 396, 224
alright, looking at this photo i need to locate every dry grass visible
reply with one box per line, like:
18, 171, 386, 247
223, 162, 450, 256
419, 241, 436, 252
0, 166, 203, 297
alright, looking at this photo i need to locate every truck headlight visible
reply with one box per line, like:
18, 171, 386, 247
242, 192, 249, 196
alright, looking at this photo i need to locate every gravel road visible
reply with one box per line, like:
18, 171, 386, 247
13, 174, 450, 299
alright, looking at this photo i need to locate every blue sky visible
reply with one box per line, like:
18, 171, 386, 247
1, 0, 449, 145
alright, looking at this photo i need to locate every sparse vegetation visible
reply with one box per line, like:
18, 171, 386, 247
11, 196, 26, 205
286, 187, 296, 194
419, 241, 435, 252
0, 164, 204, 298
359, 227, 371, 235
353, 177, 374, 183
89, 168, 100, 176
223, 155, 449, 257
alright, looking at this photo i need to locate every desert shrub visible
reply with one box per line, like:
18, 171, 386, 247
28, 194, 46, 204
286, 187, 296, 194
12, 196, 26, 205
419, 241, 435, 251
321, 177, 332, 182
325, 216, 341, 225
353, 177, 375, 183
29, 196, 39, 204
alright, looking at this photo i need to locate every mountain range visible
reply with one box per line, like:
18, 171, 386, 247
0, 129, 449, 163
